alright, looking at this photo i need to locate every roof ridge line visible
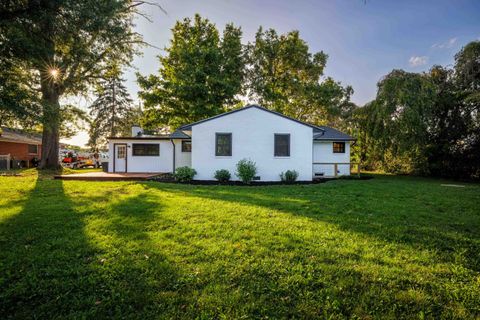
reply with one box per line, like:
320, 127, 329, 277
178, 104, 324, 131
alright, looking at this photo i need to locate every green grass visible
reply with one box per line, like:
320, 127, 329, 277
0, 167, 101, 176
0, 172, 479, 319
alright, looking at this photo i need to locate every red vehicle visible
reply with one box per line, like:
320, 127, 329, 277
61, 151, 96, 169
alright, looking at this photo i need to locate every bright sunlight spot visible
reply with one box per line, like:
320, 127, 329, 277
49, 68, 59, 79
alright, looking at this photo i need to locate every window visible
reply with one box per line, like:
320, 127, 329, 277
28, 144, 38, 154
274, 134, 290, 157
333, 142, 345, 153
132, 143, 159, 156
215, 133, 232, 156
117, 145, 126, 159
182, 141, 192, 152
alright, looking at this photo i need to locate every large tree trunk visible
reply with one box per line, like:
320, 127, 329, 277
38, 8, 62, 170
39, 79, 61, 169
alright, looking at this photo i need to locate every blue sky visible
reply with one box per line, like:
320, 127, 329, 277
65, 0, 480, 146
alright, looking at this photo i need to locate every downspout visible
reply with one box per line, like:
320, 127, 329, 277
170, 139, 175, 173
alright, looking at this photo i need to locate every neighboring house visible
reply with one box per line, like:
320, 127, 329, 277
107, 105, 355, 181
0, 127, 42, 169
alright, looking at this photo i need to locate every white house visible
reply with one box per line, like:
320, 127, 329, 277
107, 105, 355, 181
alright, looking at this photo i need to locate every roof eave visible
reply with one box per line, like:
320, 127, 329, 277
313, 138, 356, 141
177, 105, 324, 132
108, 136, 170, 140
108, 136, 191, 140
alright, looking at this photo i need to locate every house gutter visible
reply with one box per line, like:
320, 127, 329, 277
170, 139, 175, 173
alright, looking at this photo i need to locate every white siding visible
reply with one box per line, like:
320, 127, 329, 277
108, 139, 174, 173
191, 107, 313, 181
108, 142, 116, 172
312, 141, 351, 176
173, 139, 192, 168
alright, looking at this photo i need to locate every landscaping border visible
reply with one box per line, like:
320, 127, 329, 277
147, 175, 373, 186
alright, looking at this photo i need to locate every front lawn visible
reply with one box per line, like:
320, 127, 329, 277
0, 172, 479, 319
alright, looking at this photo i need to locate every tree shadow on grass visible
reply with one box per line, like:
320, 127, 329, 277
145, 179, 480, 272
0, 177, 184, 319
2, 175, 478, 319
0, 177, 99, 318
138, 179, 480, 318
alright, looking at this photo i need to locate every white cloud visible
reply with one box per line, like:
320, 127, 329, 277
409, 56, 429, 67
432, 37, 457, 49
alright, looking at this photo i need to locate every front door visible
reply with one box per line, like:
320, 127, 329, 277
114, 144, 127, 172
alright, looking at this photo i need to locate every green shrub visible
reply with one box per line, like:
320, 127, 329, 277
235, 159, 257, 184
174, 166, 197, 182
280, 170, 299, 183
214, 169, 231, 182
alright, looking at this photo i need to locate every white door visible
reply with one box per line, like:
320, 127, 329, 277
114, 144, 127, 172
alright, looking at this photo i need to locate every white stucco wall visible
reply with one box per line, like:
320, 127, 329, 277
173, 139, 192, 168
312, 141, 351, 176
108, 139, 174, 173
191, 107, 313, 181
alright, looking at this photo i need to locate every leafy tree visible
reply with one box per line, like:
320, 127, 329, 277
0, 52, 45, 130
367, 70, 436, 172
88, 66, 137, 149
452, 41, 480, 178
59, 104, 89, 139
455, 41, 480, 94
0, 0, 150, 168
360, 41, 480, 179
138, 14, 244, 129
423, 66, 466, 177
246, 27, 354, 126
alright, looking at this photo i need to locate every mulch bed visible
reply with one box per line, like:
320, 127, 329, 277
147, 175, 373, 186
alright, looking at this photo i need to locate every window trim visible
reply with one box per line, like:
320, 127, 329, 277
215, 133, 232, 157
333, 142, 345, 153
274, 133, 290, 157
132, 143, 160, 156
181, 140, 192, 152
113, 143, 128, 173
27, 144, 38, 155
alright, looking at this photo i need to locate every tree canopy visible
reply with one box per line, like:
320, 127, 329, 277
2, 5, 478, 180
0, 0, 146, 167
88, 64, 139, 149
246, 28, 354, 127
138, 14, 244, 129
138, 16, 354, 131
358, 41, 480, 179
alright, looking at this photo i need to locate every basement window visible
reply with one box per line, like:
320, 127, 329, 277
182, 141, 192, 152
28, 144, 38, 154
132, 144, 159, 156
333, 142, 345, 153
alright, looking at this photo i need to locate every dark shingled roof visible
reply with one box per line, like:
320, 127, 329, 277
168, 130, 191, 139
110, 105, 354, 141
178, 104, 354, 141
178, 105, 325, 131
0, 127, 42, 144
108, 130, 191, 140
313, 126, 355, 141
